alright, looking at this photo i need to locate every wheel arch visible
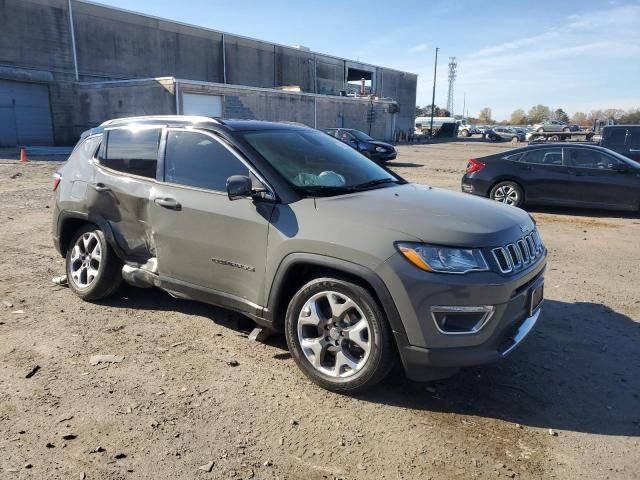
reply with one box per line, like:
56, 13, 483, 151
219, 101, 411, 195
265, 254, 408, 345
57, 212, 124, 259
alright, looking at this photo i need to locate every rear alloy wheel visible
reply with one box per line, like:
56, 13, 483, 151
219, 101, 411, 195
537, 127, 544, 133
511, 136, 520, 144
66, 225, 122, 300
490, 181, 523, 207
285, 277, 394, 393
550, 134, 561, 142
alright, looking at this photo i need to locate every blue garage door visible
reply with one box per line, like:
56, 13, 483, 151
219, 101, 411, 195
0, 79, 54, 147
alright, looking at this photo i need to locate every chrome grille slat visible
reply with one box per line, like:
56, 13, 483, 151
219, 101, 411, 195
491, 230, 545, 274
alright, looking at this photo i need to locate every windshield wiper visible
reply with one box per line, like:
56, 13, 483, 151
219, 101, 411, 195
351, 178, 399, 190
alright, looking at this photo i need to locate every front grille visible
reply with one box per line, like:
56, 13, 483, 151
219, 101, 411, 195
492, 230, 544, 274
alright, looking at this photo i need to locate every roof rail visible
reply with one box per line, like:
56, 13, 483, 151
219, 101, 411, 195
99, 115, 224, 127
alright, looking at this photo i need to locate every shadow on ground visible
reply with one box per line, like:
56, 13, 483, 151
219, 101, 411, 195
527, 205, 640, 220
99, 288, 639, 437
362, 299, 640, 437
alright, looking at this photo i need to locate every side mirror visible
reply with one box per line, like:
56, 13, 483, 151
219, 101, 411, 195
226, 175, 252, 200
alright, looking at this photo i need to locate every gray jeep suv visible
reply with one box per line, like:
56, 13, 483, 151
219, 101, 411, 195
52, 116, 546, 393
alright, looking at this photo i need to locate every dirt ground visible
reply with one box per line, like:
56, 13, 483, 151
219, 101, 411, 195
1, 141, 639, 480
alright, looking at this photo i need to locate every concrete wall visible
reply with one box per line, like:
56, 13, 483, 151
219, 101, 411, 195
0, 0, 75, 81
0, 0, 417, 144
74, 78, 176, 137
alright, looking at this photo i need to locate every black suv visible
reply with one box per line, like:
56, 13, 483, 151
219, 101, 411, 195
600, 125, 640, 163
324, 128, 397, 163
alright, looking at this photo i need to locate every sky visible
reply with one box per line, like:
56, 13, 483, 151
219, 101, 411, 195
94, 0, 640, 121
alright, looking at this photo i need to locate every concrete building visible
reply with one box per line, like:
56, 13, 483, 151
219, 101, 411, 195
0, 0, 417, 146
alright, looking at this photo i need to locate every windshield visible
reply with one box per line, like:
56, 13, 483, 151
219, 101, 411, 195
242, 129, 401, 195
349, 130, 373, 141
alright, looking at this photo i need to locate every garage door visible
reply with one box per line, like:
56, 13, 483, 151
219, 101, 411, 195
0, 80, 54, 147
182, 93, 223, 118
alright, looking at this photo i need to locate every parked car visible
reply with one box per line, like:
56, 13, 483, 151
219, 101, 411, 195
600, 125, 640, 163
324, 128, 396, 162
487, 127, 525, 143
533, 120, 580, 133
53, 116, 546, 393
461, 143, 640, 211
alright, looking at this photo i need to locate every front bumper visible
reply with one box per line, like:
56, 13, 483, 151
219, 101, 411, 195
377, 252, 546, 381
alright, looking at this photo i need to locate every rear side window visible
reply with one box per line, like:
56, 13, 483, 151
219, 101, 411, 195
521, 148, 563, 166
504, 152, 524, 162
68, 135, 102, 164
164, 130, 249, 191
102, 128, 161, 178
603, 128, 627, 148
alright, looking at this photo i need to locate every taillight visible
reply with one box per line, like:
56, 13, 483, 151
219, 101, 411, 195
466, 159, 485, 174
53, 172, 62, 191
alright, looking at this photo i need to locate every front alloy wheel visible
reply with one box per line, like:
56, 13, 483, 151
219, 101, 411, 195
285, 277, 394, 393
490, 181, 523, 207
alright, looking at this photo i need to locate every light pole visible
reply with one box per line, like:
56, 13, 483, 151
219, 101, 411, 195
429, 47, 439, 138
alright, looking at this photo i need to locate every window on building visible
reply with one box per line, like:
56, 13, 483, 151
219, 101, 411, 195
164, 130, 249, 191
102, 128, 161, 178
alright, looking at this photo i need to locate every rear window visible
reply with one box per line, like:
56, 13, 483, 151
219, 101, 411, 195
504, 152, 524, 162
101, 127, 161, 178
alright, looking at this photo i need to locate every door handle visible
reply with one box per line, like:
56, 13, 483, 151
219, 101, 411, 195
154, 197, 182, 211
92, 182, 111, 192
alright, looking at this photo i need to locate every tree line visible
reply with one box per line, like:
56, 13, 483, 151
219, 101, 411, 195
415, 104, 640, 126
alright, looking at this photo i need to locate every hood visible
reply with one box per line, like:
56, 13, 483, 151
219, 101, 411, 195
314, 183, 534, 248
369, 140, 395, 150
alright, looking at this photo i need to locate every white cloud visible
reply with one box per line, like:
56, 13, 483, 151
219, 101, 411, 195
408, 43, 430, 53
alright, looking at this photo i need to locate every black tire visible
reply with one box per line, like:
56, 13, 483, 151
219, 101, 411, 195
511, 136, 520, 144
537, 127, 544, 133
489, 181, 524, 207
66, 224, 123, 301
285, 277, 395, 394
550, 134, 561, 142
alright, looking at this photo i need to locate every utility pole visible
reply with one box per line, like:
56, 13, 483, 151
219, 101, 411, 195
429, 47, 439, 138
462, 92, 466, 119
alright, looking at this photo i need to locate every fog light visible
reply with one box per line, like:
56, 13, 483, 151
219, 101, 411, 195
431, 306, 494, 334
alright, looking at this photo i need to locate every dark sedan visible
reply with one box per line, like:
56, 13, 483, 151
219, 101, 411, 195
461, 144, 640, 211
487, 127, 525, 143
325, 128, 397, 163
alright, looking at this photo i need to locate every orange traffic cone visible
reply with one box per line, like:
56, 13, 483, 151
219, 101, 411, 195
19, 147, 28, 162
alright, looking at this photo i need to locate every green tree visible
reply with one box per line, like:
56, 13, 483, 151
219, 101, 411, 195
510, 108, 528, 125
553, 108, 569, 123
527, 104, 551, 123
619, 109, 640, 124
478, 107, 493, 124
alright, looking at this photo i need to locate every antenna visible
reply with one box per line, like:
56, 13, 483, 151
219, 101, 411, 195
446, 57, 457, 115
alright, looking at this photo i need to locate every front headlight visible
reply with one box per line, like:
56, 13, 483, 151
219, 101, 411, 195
375, 146, 386, 153
396, 243, 489, 274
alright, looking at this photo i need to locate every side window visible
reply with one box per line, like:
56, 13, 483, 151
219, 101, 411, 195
566, 148, 622, 170
604, 128, 627, 148
102, 128, 161, 178
521, 148, 563, 166
164, 130, 249, 191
